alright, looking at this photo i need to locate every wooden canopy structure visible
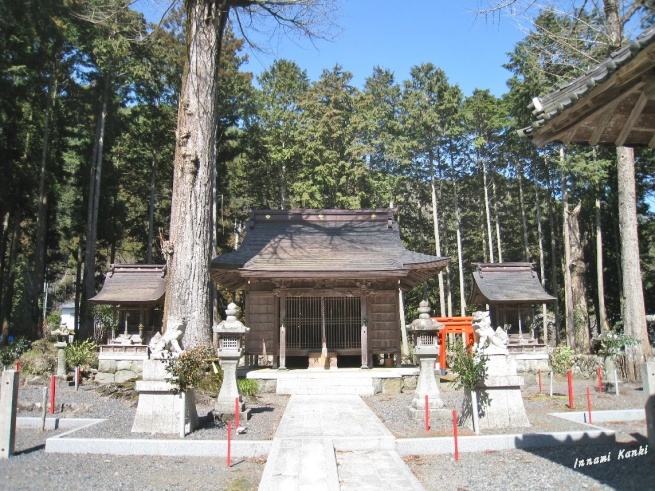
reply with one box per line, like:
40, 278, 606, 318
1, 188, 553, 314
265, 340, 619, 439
518, 25, 655, 147
211, 209, 449, 368
470, 263, 555, 342
89, 264, 166, 338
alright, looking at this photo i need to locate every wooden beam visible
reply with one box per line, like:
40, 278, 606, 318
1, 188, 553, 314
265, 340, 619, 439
589, 98, 621, 146
616, 91, 650, 146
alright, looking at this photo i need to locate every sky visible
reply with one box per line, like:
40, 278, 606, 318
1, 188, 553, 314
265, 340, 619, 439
135, 0, 527, 97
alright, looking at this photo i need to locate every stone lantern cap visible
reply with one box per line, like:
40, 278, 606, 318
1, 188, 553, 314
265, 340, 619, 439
407, 300, 444, 333
213, 303, 250, 335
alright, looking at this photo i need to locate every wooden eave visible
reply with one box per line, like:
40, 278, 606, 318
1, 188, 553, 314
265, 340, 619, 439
468, 262, 556, 306
519, 25, 655, 147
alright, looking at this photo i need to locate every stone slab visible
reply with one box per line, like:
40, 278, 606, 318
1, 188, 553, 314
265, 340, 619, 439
0, 370, 19, 458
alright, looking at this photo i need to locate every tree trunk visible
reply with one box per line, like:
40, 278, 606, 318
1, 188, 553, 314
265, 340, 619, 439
517, 163, 530, 261
31, 74, 57, 339
147, 150, 157, 263
1, 210, 21, 344
561, 149, 575, 349
399, 289, 409, 360
81, 73, 111, 338
535, 179, 547, 345
547, 171, 560, 343
616, 146, 651, 378
481, 157, 495, 263
569, 200, 590, 352
431, 177, 446, 317
492, 176, 503, 263
164, 0, 228, 349
595, 188, 608, 335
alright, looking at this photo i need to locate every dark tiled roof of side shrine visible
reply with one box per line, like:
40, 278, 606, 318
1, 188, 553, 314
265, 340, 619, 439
211, 209, 449, 290
469, 262, 556, 305
89, 264, 167, 305
518, 25, 655, 147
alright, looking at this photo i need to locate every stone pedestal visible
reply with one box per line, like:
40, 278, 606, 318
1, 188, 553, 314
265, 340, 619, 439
642, 361, 655, 446
55, 342, 67, 377
132, 360, 198, 435
461, 353, 530, 431
214, 355, 251, 421
407, 354, 450, 421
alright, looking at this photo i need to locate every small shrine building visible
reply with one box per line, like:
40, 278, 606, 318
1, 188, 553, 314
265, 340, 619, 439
211, 209, 449, 368
89, 264, 167, 343
469, 262, 556, 344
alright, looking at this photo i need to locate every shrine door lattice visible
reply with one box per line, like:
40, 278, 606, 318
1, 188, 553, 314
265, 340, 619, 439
285, 296, 361, 351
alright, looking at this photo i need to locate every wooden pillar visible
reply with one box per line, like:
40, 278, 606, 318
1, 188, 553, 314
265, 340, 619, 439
278, 291, 287, 370
518, 309, 523, 341
360, 292, 369, 369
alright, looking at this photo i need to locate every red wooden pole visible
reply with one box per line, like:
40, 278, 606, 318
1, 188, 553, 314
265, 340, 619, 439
235, 397, 240, 429
586, 387, 593, 424
227, 421, 232, 468
597, 366, 603, 393
538, 370, 542, 394
49, 375, 56, 414
452, 410, 459, 462
424, 395, 430, 431
567, 369, 574, 409
16, 361, 21, 372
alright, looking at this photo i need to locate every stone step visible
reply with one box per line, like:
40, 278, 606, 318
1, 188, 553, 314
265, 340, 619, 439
276, 375, 375, 395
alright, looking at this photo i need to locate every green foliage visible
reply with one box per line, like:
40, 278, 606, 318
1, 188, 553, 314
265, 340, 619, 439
598, 323, 640, 360
65, 339, 98, 370
164, 346, 216, 393
237, 378, 259, 397
450, 342, 487, 391
0, 337, 31, 366
19, 339, 56, 375
550, 345, 575, 375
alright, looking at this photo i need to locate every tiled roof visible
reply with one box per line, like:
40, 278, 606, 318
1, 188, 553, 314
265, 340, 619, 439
469, 262, 556, 305
89, 264, 167, 305
211, 209, 449, 290
518, 25, 655, 147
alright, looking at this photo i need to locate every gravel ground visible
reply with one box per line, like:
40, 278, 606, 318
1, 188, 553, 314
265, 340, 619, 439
3, 372, 652, 490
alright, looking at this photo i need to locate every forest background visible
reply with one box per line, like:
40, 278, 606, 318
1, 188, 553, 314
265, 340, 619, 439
2, 0, 655, 357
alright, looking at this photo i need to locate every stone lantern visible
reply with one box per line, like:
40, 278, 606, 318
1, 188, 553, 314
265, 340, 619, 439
213, 303, 250, 421
406, 300, 449, 420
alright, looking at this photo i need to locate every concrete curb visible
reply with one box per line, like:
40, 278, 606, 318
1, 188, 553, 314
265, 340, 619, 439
396, 429, 616, 456
550, 408, 645, 424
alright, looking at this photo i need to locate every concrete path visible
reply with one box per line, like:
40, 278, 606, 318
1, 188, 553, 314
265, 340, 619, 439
258, 395, 424, 490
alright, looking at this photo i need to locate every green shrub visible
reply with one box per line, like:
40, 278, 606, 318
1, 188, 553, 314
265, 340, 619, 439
19, 339, 56, 375
165, 346, 216, 393
238, 378, 259, 397
550, 345, 575, 374
0, 337, 31, 366
450, 342, 487, 391
598, 323, 640, 360
65, 339, 98, 370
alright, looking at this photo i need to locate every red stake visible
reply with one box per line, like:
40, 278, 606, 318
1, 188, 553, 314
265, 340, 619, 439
452, 410, 459, 462
567, 369, 574, 409
49, 375, 56, 415
16, 361, 21, 372
597, 366, 603, 393
538, 370, 542, 394
586, 387, 593, 424
424, 395, 430, 431
235, 397, 240, 429
227, 421, 232, 468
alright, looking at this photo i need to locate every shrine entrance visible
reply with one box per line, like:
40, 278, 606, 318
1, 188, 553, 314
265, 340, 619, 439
285, 296, 361, 365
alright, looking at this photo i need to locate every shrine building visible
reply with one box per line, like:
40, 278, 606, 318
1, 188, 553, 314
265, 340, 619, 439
211, 209, 449, 369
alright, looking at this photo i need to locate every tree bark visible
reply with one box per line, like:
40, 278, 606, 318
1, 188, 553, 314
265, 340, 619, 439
481, 157, 495, 263
492, 176, 503, 263
595, 188, 608, 335
164, 0, 228, 349
517, 163, 530, 261
31, 74, 57, 339
561, 149, 575, 349
81, 73, 111, 338
535, 179, 547, 345
569, 200, 590, 352
616, 146, 651, 378
147, 150, 157, 264
431, 175, 446, 317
